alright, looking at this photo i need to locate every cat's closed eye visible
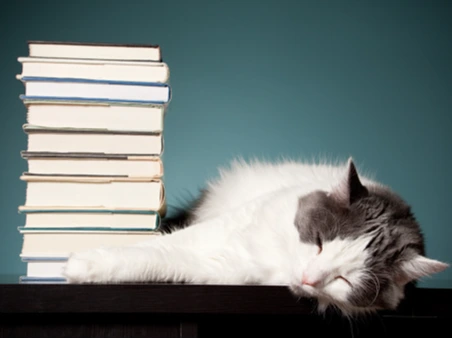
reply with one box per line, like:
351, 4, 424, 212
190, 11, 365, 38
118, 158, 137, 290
316, 234, 323, 254
335, 275, 353, 287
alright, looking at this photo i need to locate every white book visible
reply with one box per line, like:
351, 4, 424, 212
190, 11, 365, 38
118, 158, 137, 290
24, 99, 165, 132
21, 175, 165, 212
25, 156, 163, 178
19, 77, 171, 104
18, 57, 170, 83
25, 260, 66, 278
20, 209, 160, 230
23, 125, 163, 155
28, 41, 161, 62
20, 231, 161, 258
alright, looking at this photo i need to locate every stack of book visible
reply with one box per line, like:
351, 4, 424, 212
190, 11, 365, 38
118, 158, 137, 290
16, 41, 171, 283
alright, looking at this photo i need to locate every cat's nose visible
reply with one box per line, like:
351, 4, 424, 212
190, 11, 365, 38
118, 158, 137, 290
301, 274, 321, 287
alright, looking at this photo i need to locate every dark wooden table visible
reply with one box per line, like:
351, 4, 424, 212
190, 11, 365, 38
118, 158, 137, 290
0, 276, 451, 337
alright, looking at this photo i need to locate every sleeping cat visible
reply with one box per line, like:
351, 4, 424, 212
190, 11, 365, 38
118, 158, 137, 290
63, 158, 448, 315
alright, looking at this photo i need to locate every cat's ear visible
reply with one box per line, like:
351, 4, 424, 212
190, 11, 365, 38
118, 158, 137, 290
330, 157, 368, 207
396, 255, 449, 285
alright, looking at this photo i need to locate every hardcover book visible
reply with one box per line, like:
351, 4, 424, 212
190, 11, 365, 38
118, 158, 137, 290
27, 41, 162, 62
23, 124, 164, 156
22, 99, 165, 132
18, 57, 169, 83
23, 155, 163, 178
21, 175, 166, 213
20, 208, 161, 230
20, 230, 161, 257
18, 76, 171, 104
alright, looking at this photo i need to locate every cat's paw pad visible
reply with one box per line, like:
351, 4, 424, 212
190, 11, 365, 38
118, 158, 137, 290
63, 250, 108, 283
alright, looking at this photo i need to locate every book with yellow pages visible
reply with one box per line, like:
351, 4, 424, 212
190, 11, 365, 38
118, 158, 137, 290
20, 175, 166, 215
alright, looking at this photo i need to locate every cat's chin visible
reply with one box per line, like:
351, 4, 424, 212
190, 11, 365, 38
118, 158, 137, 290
289, 283, 325, 305
289, 284, 378, 317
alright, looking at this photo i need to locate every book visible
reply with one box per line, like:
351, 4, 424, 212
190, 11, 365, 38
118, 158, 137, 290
23, 155, 163, 178
20, 230, 161, 257
21, 175, 166, 212
19, 226, 159, 232
22, 99, 165, 132
20, 208, 161, 230
18, 77, 171, 104
23, 257, 67, 278
24, 125, 164, 155
27, 41, 161, 61
19, 276, 67, 283
18, 57, 170, 83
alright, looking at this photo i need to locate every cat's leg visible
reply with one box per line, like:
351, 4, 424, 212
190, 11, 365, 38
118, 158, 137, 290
63, 216, 249, 284
63, 242, 236, 284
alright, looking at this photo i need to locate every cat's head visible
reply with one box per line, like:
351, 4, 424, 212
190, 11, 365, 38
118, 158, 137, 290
290, 158, 448, 316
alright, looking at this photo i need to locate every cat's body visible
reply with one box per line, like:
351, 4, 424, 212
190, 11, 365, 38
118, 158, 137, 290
64, 158, 447, 315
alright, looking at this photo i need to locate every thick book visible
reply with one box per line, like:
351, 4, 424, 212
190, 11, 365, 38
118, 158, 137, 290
20, 175, 166, 213
22, 99, 165, 132
18, 57, 170, 83
19, 208, 160, 230
19, 230, 161, 257
27, 41, 161, 62
23, 156, 163, 178
18, 76, 171, 104
23, 124, 164, 156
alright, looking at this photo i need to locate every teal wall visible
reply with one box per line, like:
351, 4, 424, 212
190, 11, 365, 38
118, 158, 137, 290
0, 0, 451, 288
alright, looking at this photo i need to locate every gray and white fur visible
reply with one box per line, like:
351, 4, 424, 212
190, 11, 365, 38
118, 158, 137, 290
63, 158, 448, 316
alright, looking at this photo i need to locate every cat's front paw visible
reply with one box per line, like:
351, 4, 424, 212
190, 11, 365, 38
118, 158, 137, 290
63, 249, 110, 283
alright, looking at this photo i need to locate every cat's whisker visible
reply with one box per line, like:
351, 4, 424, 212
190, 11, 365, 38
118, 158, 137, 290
360, 269, 381, 307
